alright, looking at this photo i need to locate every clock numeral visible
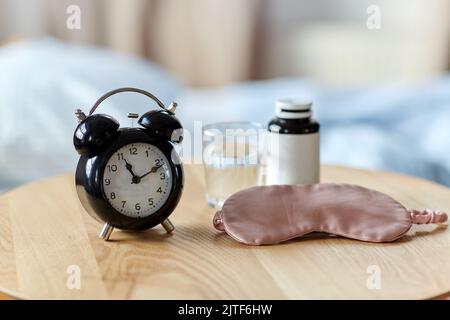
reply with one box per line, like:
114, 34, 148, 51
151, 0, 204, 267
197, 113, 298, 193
107, 164, 117, 172
154, 159, 163, 166
135, 203, 141, 211
121, 201, 126, 208
129, 147, 138, 155
117, 153, 124, 160
145, 150, 149, 157
160, 172, 165, 180
148, 198, 154, 205
110, 192, 116, 199
157, 187, 162, 193
104, 178, 111, 185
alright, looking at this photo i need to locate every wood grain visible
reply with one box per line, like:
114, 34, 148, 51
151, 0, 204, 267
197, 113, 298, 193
0, 165, 449, 299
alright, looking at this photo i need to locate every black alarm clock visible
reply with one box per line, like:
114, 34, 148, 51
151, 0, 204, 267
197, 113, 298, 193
73, 87, 184, 241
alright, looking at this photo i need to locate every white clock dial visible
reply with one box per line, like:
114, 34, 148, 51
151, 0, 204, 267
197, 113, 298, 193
102, 143, 173, 218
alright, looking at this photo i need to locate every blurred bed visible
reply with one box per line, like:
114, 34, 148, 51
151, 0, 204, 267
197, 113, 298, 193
1, 39, 449, 191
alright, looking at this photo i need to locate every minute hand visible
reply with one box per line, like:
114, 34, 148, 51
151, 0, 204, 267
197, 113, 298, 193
139, 164, 163, 179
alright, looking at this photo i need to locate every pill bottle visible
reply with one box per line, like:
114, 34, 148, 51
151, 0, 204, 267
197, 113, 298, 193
265, 99, 320, 185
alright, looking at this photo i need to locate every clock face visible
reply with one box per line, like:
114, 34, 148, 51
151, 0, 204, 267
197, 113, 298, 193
102, 142, 173, 218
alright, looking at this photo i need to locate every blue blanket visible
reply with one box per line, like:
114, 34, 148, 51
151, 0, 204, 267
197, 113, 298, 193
0, 39, 449, 190
176, 77, 450, 185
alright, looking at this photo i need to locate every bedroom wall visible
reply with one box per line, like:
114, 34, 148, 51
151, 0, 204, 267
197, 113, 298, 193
0, 0, 449, 86
257, 0, 450, 85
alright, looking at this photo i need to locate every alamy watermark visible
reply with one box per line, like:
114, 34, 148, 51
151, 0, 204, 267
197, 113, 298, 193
66, 264, 81, 290
366, 264, 381, 290
167, 120, 267, 167
366, 5, 381, 30
66, 5, 81, 30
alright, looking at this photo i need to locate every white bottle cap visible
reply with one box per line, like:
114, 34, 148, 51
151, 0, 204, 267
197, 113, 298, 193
275, 99, 312, 119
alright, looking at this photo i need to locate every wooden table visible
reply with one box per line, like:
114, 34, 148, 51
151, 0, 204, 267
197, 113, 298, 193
1, 165, 449, 300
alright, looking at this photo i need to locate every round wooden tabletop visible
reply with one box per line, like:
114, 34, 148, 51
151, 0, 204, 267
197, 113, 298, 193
0, 165, 449, 300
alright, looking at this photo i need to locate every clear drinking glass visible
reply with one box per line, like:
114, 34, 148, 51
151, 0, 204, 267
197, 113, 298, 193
202, 122, 264, 209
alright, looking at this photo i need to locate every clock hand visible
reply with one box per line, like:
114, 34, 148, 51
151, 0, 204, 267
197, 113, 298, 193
138, 164, 163, 180
124, 159, 141, 184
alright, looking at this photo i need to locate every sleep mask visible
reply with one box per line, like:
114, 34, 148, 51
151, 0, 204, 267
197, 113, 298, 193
213, 183, 447, 245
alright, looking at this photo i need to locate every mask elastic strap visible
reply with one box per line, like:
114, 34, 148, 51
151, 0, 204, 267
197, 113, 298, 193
409, 209, 448, 224
213, 210, 225, 231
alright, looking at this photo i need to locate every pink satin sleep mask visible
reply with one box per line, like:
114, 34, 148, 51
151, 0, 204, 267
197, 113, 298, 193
213, 183, 448, 245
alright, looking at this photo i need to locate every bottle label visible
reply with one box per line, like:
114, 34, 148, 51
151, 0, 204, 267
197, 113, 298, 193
265, 132, 320, 185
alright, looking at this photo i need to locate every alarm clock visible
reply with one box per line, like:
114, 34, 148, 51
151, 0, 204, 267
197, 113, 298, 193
73, 87, 184, 241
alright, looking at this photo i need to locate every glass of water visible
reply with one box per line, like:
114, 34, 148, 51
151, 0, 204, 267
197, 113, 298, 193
203, 122, 264, 209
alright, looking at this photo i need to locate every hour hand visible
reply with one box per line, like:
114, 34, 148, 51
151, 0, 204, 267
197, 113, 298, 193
124, 159, 139, 182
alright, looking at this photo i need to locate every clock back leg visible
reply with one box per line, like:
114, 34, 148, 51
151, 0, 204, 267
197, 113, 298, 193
161, 219, 175, 233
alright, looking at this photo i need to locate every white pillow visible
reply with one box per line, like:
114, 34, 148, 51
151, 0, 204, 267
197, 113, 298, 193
0, 38, 180, 189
